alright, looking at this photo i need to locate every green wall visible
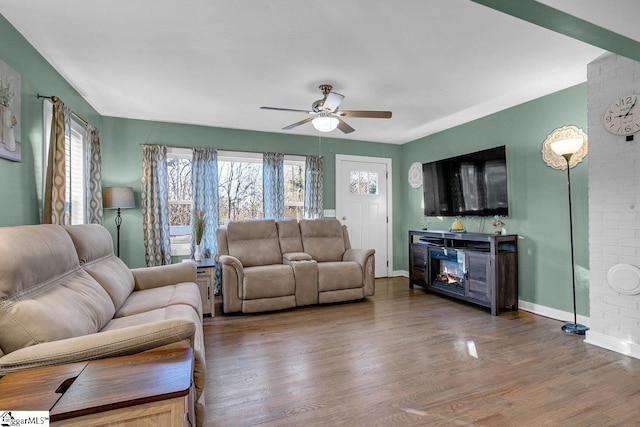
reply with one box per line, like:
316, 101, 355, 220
399, 84, 589, 315
100, 117, 401, 268
0, 14, 101, 226
0, 14, 589, 316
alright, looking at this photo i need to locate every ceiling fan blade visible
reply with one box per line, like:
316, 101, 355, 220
322, 92, 345, 112
337, 118, 355, 134
337, 110, 392, 119
282, 116, 315, 130
261, 106, 313, 114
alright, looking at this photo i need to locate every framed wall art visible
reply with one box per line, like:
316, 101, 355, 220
0, 59, 21, 162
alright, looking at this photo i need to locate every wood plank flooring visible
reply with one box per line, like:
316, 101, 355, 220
202, 277, 640, 426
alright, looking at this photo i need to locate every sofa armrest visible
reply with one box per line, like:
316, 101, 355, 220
0, 319, 196, 375
343, 248, 375, 267
343, 248, 376, 297
131, 261, 197, 290
218, 254, 244, 313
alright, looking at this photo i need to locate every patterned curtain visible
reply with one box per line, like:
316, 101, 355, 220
43, 99, 71, 224
191, 147, 222, 295
141, 144, 171, 266
85, 125, 103, 224
263, 152, 285, 220
304, 155, 324, 219
191, 147, 219, 258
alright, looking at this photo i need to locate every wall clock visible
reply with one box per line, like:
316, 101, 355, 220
603, 94, 640, 135
408, 162, 423, 188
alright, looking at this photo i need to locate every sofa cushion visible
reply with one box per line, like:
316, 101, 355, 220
101, 304, 206, 406
64, 224, 136, 311
115, 282, 202, 318
299, 219, 346, 262
0, 225, 115, 354
317, 261, 363, 292
226, 219, 282, 267
276, 219, 304, 254
243, 265, 295, 299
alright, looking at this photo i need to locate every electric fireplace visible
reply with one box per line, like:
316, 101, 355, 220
429, 247, 465, 296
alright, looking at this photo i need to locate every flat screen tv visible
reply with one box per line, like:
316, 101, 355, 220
422, 146, 508, 217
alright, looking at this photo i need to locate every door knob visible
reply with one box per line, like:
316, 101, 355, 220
342, 216, 347, 220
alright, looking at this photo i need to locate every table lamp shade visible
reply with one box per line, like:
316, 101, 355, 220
103, 187, 135, 209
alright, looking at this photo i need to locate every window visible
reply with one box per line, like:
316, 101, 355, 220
166, 149, 306, 250
350, 170, 378, 195
167, 147, 192, 255
218, 151, 306, 224
43, 101, 87, 224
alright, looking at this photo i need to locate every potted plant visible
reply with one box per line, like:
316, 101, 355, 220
193, 210, 205, 261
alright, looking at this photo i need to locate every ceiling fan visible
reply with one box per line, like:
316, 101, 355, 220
260, 84, 392, 134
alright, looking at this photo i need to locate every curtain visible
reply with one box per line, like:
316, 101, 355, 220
141, 144, 171, 266
304, 155, 324, 219
263, 152, 285, 220
85, 125, 103, 224
191, 147, 219, 258
43, 99, 71, 224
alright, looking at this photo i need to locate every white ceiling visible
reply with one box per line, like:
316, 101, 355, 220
0, 1, 636, 144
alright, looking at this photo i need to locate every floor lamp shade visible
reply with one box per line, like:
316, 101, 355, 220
102, 186, 135, 257
103, 186, 136, 210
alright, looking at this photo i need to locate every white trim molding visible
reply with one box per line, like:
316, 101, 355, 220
517, 300, 590, 328
584, 331, 640, 360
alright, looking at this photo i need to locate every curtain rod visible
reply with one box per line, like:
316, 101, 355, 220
138, 143, 320, 158
37, 94, 89, 127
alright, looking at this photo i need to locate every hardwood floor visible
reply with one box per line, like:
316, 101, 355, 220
203, 277, 640, 426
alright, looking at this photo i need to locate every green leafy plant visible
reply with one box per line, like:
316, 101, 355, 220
193, 210, 205, 245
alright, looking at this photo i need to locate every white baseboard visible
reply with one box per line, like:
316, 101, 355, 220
584, 330, 640, 360
392, 270, 409, 277
517, 300, 590, 327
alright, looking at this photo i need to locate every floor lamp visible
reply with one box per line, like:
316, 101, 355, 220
103, 186, 135, 258
550, 137, 589, 335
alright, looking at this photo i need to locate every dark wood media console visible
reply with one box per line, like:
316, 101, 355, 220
409, 230, 518, 315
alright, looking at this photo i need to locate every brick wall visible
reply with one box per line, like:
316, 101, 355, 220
586, 53, 640, 358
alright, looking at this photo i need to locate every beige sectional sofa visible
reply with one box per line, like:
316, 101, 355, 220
0, 224, 206, 427
217, 218, 375, 314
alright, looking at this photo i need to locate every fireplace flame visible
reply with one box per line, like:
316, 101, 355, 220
437, 266, 462, 284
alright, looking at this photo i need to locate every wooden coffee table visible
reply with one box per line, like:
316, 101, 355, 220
0, 346, 194, 427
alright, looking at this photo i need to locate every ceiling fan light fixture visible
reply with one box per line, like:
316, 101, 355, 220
312, 116, 339, 132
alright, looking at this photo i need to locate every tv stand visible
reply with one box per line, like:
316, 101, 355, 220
409, 230, 518, 315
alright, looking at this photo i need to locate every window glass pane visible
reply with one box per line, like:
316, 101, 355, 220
350, 171, 359, 194
218, 158, 263, 224
368, 171, 378, 195
283, 160, 305, 220
167, 152, 192, 238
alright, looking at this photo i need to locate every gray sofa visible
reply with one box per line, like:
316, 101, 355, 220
217, 218, 375, 314
0, 224, 206, 427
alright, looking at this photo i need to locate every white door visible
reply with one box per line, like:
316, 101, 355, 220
335, 155, 391, 278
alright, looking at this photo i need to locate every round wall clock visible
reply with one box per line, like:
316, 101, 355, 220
408, 162, 423, 188
603, 94, 640, 135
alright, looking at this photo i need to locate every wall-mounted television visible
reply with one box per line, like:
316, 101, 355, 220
422, 146, 508, 217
